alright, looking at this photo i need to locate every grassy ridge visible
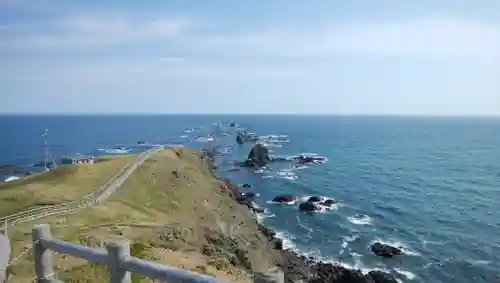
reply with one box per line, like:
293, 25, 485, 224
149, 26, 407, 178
0, 155, 135, 216
6, 148, 281, 283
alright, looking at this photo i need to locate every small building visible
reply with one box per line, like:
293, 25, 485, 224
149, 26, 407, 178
61, 155, 95, 165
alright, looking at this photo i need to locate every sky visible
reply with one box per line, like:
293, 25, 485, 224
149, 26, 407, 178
1, 0, 499, 115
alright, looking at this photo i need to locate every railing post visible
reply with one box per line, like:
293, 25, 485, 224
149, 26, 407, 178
254, 267, 284, 283
32, 224, 55, 283
106, 239, 131, 283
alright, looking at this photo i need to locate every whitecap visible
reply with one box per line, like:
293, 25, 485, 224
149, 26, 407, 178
350, 252, 362, 258
370, 238, 421, 256
347, 214, 372, 226
468, 259, 491, 265
340, 234, 359, 255
316, 204, 338, 212
266, 200, 297, 205
276, 170, 298, 181
256, 209, 275, 223
394, 268, 417, 280
296, 196, 339, 211
343, 234, 359, 242
294, 165, 308, 170
299, 152, 319, 156
274, 231, 296, 250
299, 195, 334, 203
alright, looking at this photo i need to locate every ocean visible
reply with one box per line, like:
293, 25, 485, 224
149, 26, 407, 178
1, 115, 499, 283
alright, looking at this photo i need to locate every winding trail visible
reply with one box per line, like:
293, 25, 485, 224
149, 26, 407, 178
0, 147, 163, 281
0, 146, 162, 227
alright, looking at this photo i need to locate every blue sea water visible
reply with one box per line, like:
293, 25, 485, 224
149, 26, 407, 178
1, 115, 499, 283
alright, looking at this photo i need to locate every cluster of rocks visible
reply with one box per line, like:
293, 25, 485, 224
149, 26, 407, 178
220, 180, 264, 214
271, 195, 336, 212
257, 221, 399, 283
236, 130, 258, 145
218, 179, 399, 283
298, 196, 336, 212
311, 262, 399, 283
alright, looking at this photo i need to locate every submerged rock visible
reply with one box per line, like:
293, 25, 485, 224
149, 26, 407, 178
272, 195, 296, 203
307, 196, 323, 203
299, 202, 320, 212
242, 183, 252, 188
370, 242, 402, 258
320, 199, 336, 207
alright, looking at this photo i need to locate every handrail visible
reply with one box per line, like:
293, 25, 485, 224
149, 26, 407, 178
0, 147, 159, 227
32, 224, 283, 283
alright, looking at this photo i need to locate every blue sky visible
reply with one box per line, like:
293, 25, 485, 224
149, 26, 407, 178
1, 0, 499, 115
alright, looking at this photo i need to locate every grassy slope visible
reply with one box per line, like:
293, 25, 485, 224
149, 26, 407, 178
0, 155, 135, 216
7, 148, 280, 283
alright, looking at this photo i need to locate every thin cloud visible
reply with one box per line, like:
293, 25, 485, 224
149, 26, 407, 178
192, 18, 500, 58
1, 15, 192, 48
2, 14, 499, 58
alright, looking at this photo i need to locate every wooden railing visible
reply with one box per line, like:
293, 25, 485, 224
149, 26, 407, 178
32, 224, 284, 283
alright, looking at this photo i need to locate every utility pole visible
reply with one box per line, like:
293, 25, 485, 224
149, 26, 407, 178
42, 129, 57, 171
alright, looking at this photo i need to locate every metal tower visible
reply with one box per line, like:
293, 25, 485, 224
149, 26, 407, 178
42, 129, 58, 171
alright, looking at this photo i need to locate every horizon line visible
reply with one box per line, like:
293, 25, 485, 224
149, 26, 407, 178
1, 113, 500, 118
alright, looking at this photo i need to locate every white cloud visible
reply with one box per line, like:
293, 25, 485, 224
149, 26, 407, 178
192, 18, 500, 58
2, 15, 499, 57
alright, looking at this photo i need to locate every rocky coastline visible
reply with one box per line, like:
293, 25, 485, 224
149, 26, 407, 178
216, 175, 398, 283
198, 136, 399, 283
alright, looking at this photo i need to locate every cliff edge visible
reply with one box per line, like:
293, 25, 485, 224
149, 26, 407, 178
5, 148, 303, 282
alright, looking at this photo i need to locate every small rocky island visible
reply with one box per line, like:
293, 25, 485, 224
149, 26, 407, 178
240, 143, 271, 167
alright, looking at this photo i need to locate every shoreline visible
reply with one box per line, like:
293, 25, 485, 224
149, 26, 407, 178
213, 166, 398, 283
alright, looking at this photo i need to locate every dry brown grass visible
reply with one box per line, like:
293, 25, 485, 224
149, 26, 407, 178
0, 155, 135, 216
6, 148, 276, 283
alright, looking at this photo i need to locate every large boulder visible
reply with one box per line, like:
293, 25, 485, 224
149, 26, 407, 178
307, 196, 323, 203
273, 195, 296, 203
246, 143, 270, 167
299, 202, 320, 212
311, 262, 375, 283
370, 243, 402, 258
368, 271, 399, 283
236, 133, 244, 144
